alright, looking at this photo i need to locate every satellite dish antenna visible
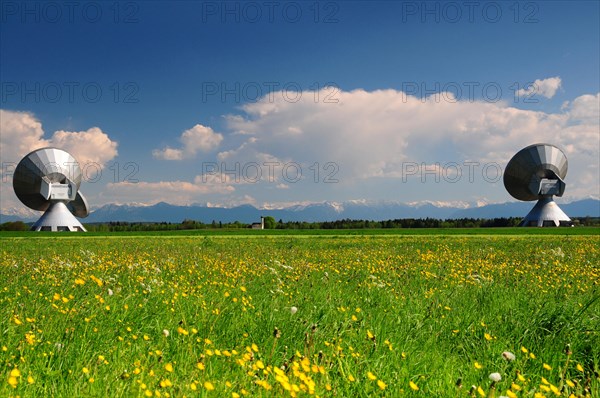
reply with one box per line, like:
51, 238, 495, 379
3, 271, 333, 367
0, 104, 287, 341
13, 147, 89, 231
504, 143, 572, 227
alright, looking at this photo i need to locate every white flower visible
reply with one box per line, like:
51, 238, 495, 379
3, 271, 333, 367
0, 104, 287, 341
290, 306, 298, 314
162, 329, 170, 337
489, 372, 502, 382
107, 289, 114, 296
502, 351, 516, 361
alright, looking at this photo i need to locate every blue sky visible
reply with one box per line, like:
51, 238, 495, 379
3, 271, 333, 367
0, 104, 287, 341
1, 1, 599, 212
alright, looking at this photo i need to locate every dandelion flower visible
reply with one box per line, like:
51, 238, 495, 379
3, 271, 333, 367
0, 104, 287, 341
367, 371, 377, 380
82, 367, 90, 374
474, 362, 483, 369
502, 351, 516, 361
348, 374, 355, 382
8, 376, 18, 388
177, 326, 189, 335
409, 381, 419, 391
377, 379, 387, 390
489, 372, 502, 382
164, 363, 174, 372
160, 379, 172, 387
204, 381, 215, 390
543, 363, 552, 370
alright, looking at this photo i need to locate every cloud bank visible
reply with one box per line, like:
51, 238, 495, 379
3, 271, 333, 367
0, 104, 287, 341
218, 86, 598, 200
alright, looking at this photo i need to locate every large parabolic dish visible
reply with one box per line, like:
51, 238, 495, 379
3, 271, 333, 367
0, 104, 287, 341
13, 147, 89, 231
503, 144, 572, 227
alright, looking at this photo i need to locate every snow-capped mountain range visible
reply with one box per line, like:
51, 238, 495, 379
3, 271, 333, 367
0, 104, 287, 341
2, 199, 598, 223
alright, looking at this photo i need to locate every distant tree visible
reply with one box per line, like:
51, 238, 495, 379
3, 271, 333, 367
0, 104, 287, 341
0, 221, 28, 231
263, 216, 276, 229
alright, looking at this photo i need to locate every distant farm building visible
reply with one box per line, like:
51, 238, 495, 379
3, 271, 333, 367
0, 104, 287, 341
251, 216, 265, 229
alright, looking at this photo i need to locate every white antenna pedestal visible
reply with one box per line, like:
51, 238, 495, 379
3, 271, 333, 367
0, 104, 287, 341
519, 196, 572, 227
31, 202, 87, 231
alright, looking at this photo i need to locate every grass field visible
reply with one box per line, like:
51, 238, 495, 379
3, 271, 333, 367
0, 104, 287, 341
1, 232, 599, 397
2, 226, 599, 238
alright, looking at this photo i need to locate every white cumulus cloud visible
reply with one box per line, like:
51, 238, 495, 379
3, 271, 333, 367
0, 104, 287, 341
0, 109, 47, 163
516, 76, 562, 99
563, 93, 600, 124
50, 127, 118, 167
0, 109, 118, 167
153, 124, 223, 160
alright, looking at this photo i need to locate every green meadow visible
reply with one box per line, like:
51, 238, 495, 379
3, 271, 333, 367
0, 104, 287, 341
1, 232, 598, 397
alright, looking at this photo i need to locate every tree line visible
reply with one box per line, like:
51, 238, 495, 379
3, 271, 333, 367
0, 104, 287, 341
2, 216, 598, 231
